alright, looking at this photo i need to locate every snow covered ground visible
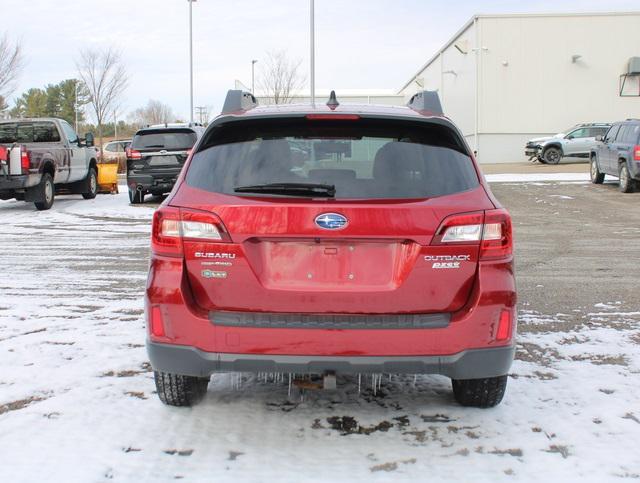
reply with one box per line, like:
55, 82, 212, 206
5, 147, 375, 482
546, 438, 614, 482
1, 182, 639, 482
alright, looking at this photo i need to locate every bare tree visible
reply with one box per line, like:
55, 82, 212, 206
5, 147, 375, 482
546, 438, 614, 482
0, 33, 24, 102
128, 99, 175, 127
76, 47, 127, 152
258, 50, 305, 104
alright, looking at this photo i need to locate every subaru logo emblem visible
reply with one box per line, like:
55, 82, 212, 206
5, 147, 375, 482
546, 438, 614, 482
315, 213, 348, 230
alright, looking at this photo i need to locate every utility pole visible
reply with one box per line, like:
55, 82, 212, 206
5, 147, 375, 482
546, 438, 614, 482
310, 0, 315, 104
114, 108, 118, 139
188, 0, 197, 123
251, 59, 258, 94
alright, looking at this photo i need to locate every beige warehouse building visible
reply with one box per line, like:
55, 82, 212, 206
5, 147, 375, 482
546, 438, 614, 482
399, 12, 640, 163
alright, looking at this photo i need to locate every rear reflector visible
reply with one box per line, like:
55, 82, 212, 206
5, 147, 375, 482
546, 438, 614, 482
150, 306, 165, 337
496, 309, 512, 341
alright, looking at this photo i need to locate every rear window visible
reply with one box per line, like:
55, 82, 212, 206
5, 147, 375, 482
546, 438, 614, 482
185, 119, 479, 200
0, 122, 61, 143
132, 129, 197, 150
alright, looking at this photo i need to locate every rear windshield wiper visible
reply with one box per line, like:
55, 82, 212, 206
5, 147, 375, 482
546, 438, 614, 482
234, 182, 336, 197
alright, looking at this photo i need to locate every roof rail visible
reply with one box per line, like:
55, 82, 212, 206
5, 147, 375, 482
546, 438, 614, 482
221, 90, 258, 114
407, 90, 443, 116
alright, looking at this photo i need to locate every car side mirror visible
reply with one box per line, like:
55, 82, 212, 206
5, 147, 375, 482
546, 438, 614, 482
84, 133, 95, 147
595, 135, 603, 142
566, 134, 574, 140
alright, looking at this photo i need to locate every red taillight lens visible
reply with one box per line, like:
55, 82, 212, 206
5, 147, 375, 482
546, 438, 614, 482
20, 145, 30, 172
150, 306, 165, 337
126, 147, 142, 160
432, 209, 513, 260
0, 145, 7, 162
633, 145, 640, 161
480, 209, 513, 260
495, 309, 512, 341
151, 207, 231, 257
152, 208, 183, 257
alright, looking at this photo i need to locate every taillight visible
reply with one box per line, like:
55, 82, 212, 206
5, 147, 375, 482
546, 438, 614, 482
305, 114, 360, 120
634, 145, 640, 161
0, 145, 7, 162
151, 207, 231, 257
20, 145, 30, 173
432, 209, 513, 260
431, 212, 484, 245
480, 209, 513, 260
126, 147, 142, 160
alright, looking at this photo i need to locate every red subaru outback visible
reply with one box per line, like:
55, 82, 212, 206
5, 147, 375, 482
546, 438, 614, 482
146, 90, 516, 408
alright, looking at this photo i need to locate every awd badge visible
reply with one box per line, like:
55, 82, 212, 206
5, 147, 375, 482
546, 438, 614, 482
201, 270, 227, 279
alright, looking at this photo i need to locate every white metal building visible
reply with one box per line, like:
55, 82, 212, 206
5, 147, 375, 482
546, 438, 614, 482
399, 12, 640, 163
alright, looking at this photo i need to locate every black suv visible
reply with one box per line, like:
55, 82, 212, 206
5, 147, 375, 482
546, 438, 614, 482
126, 123, 204, 204
590, 120, 640, 193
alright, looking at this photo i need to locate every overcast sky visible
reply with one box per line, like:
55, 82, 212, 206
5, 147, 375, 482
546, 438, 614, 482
4, 0, 639, 122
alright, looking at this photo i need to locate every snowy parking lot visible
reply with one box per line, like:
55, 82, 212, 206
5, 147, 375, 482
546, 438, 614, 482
1, 176, 639, 482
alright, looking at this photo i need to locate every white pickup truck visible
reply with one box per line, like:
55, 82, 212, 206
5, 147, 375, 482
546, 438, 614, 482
0, 118, 99, 210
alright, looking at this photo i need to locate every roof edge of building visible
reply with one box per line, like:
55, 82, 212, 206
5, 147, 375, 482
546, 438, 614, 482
397, 10, 640, 94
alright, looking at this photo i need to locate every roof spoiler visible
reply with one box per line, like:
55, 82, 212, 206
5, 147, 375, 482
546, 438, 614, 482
221, 90, 258, 114
407, 90, 443, 116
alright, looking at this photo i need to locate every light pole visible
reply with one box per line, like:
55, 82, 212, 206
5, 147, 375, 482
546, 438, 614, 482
310, 0, 315, 104
251, 59, 258, 94
188, 0, 197, 123
74, 80, 80, 133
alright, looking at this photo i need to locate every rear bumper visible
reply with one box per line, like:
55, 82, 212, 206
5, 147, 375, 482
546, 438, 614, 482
127, 172, 179, 193
147, 340, 515, 379
0, 174, 29, 192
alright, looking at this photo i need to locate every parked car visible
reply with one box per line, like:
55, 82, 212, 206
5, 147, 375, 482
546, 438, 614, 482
0, 118, 98, 210
126, 123, 204, 204
145, 90, 516, 408
102, 139, 131, 173
590, 119, 640, 192
525, 123, 611, 164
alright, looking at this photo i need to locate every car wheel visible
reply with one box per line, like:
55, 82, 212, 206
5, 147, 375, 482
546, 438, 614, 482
153, 371, 210, 407
82, 167, 98, 199
590, 157, 604, 184
543, 147, 562, 165
618, 163, 636, 193
34, 173, 55, 210
451, 375, 507, 408
128, 188, 145, 204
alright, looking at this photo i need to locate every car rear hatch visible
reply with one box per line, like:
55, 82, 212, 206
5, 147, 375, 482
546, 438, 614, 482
128, 128, 196, 174
169, 116, 495, 315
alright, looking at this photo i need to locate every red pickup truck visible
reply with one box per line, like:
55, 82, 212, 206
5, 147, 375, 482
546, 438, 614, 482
0, 118, 99, 210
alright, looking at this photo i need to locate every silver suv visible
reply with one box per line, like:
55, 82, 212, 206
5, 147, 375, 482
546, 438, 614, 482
525, 123, 611, 164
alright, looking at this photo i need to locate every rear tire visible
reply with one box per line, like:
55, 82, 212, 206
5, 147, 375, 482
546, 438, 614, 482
82, 167, 98, 199
543, 147, 562, 165
154, 371, 210, 407
34, 173, 55, 211
618, 163, 636, 193
590, 157, 604, 184
129, 188, 145, 204
452, 375, 507, 408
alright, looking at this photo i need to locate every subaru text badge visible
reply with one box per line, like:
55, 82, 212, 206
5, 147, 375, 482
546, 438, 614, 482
315, 213, 348, 230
